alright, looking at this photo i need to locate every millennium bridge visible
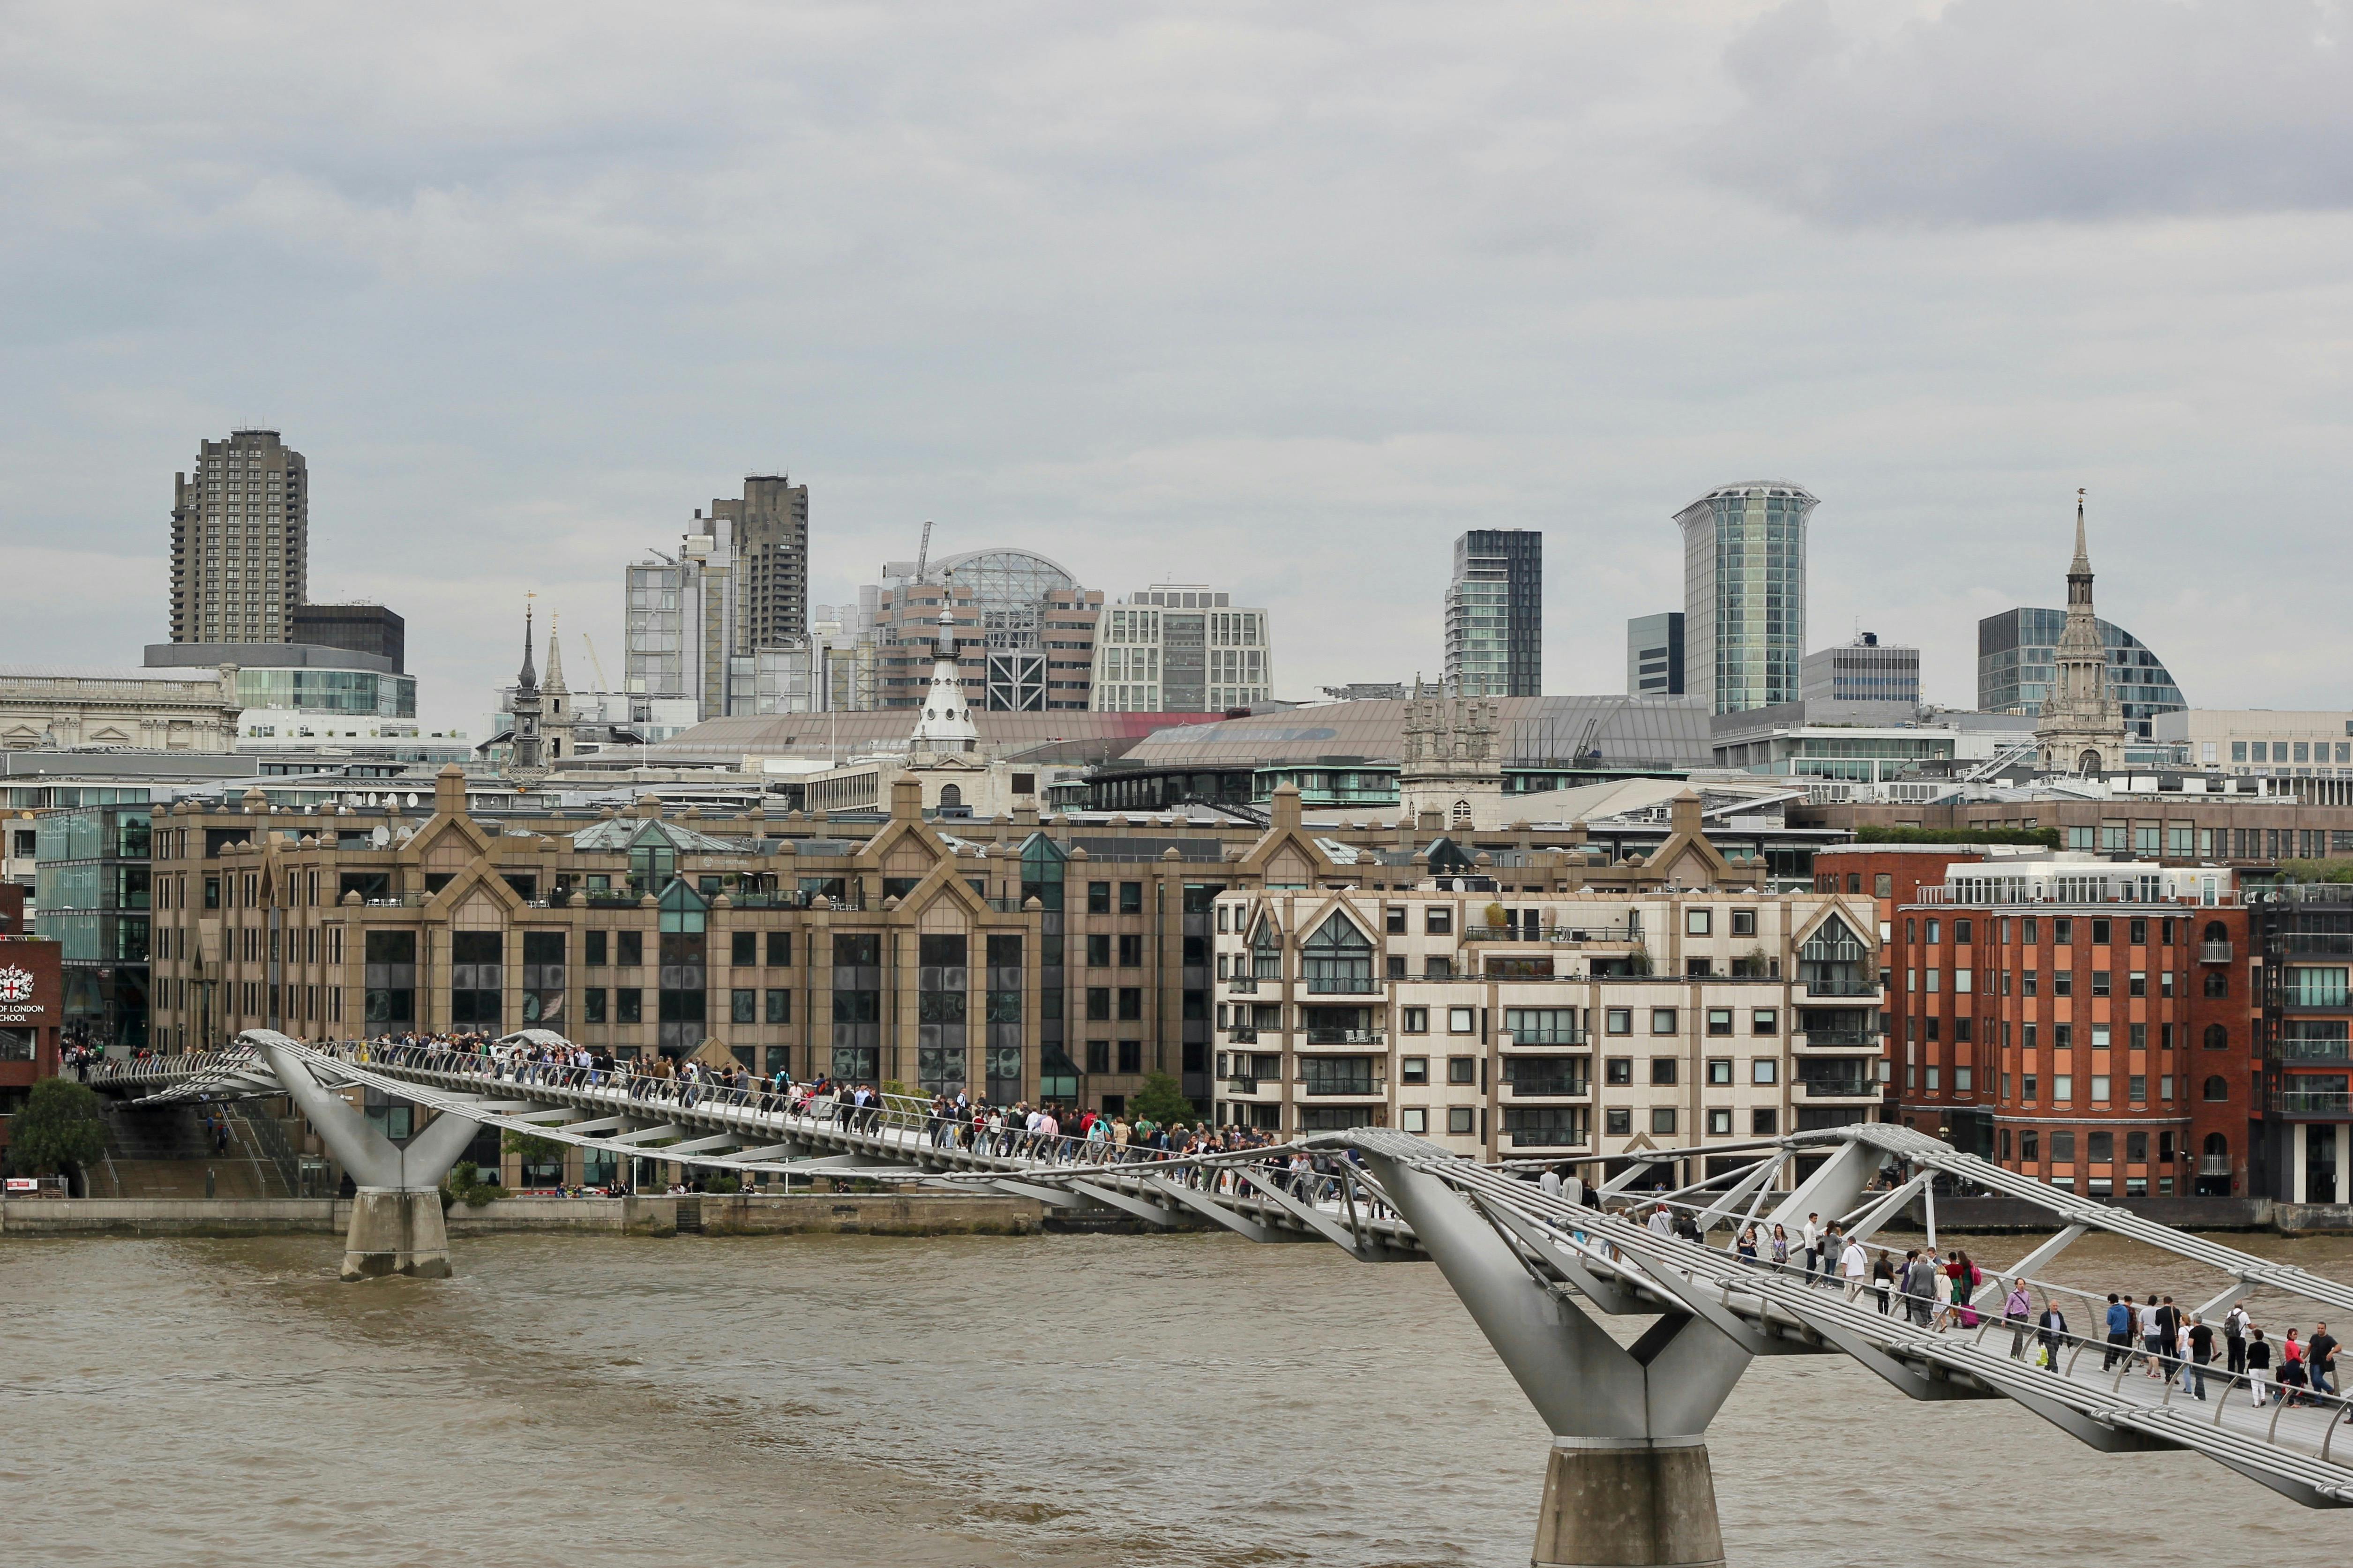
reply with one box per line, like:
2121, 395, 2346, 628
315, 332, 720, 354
88, 1030, 2353, 1567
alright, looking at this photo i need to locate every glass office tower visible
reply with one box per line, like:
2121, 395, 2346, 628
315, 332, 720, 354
1676, 481, 1815, 716
1444, 530, 1542, 698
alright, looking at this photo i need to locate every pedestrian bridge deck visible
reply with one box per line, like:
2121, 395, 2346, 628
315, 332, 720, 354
82, 1035, 2353, 1511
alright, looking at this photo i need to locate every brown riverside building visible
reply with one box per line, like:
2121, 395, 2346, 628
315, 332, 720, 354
140, 769, 1785, 1126
1889, 853, 2256, 1199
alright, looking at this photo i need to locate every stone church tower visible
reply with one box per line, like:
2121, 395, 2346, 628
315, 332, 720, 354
503, 602, 547, 785
2035, 493, 2128, 776
1398, 677, 1505, 829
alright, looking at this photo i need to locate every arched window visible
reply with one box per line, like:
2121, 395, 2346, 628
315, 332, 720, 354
2203, 1075, 2230, 1102
937, 784, 963, 809
2203, 920, 2228, 943
2203, 1023, 2229, 1050
2203, 971, 2229, 998
1302, 911, 1375, 993
1250, 917, 1284, 980
1452, 799, 1473, 827
2203, 1132, 2229, 1158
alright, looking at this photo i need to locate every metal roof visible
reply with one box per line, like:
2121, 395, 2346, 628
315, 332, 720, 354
1119, 697, 1714, 769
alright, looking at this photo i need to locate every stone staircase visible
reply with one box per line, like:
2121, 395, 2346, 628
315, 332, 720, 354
93, 1103, 296, 1200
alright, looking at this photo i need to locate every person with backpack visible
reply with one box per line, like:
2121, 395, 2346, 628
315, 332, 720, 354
2225, 1302, 2250, 1378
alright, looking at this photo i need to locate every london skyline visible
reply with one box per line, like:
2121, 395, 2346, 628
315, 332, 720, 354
5, 2, 2349, 736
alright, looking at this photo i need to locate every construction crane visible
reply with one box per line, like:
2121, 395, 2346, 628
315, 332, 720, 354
581, 633, 612, 693
915, 519, 932, 583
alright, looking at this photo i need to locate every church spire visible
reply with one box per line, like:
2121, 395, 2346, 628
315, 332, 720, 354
517, 596, 539, 694
542, 611, 567, 695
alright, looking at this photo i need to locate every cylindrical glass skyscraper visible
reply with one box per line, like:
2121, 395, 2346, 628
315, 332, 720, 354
1675, 481, 1815, 716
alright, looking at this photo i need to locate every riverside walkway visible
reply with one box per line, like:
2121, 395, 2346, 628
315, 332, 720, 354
82, 1031, 2353, 1564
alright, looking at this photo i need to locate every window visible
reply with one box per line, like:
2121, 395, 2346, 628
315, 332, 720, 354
1955, 1066, 1973, 1091
1118, 933, 1143, 967
1707, 1108, 1733, 1135
1087, 882, 1110, 914
583, 988, 606, 1023
1605, 1108, 1633, 1136
2053, 971, 2072, 997
2091, 971, 2111, 998
1650, 1108, 1677, 1135
1087, 1041, 1111, 1074
2129, 918, 2148, 946
2128, 1074, 2146, 1105
2204, 971, 2229, 998
732, 931, 757, 966
1955, 919, 1973, 944
1752, 1059, 1777, 1084
1402, 1007, 1430, 1034
616, 988, 642, 1023
1650, 1058, 1678, 1085
1401, 1056, 1429, 1084
1087, 933, 1111, 967
1425, 908, 1452, 935
2203, 1075, 2229, 1101
728, 987, 755, 1024
1118, 1041, 1142, 1073
766, 930, 791, 967
2090, 1074, 2111, 1104
1118, 987, 1143, 1020
1400, 1107, 1427, 1133
1448, 1006, 1476, 1034
2054, 918, 2073, 946
1731, 909, 1756, 937
1447, 1057, 1476, 1085
1087, 987, 1111, 1020
1926, 919, 1941, 944
1686, 909, 1711, 936
2091, 918, 2111, 947
2021, 1130, 2040, 1163
2053, 1075, 2072, 1104
1707, 1058, 1733, 1085
2023, 1074, 2038, 1103
1120, 882, 1143, 914
618, 930, 643, 966
1447, 1107, 1476, 1135
2050, 1131, 2076, 1163
1752, 1008, 1778, 1035
2023, 970, 2038, 997
2203, 1023, 2229, 1050
1604, 1057, 1633, 1085
585, 930, 608, 967
1706, 1008, 1733, 1036
1650, 1008, 1678, 1035
1752, 1108, 1779, 1135
766, 988, 791, 1023
1385, 906, 1407, 934
1605, 1008, 1632, 1035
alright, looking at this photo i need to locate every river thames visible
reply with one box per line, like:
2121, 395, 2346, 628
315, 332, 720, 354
10, 1228, 2353, 1565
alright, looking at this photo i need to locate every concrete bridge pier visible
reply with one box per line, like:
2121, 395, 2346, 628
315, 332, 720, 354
1359, 1145, 1743, 1568
241, 1031, 479, 1280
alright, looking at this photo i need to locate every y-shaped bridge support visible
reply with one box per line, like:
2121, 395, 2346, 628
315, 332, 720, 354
243, 1031, 479, 1280
1360, 1148, 1748, 1568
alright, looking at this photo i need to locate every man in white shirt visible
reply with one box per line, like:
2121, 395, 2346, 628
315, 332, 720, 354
1647, 1202, 1677, 1237
1841, 1236, 1870, 1302
1539, 1165, 1564, 1202
1801, 1213, 1823, 1282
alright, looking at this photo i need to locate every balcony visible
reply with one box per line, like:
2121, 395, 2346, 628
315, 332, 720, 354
1798, 1077, 1880, 1098
2200, 1156, 2232, 1177
1795, 1030, 1879, 1049
1303, 1028, 1385, 1047
1300, 1080, 1386, 1098
2200, 941, 2233, 963
2277, 1091, 2353, 1115
1304, 976, 1380, 995
1501, 1030, 1588, 1048
1226, 976, 1261, 994
1463, 922, 1642, 945
1504, 1131, 1592, 1150
2278, 1039, 2351, 1064
1499, 1077, 1590, 1101
1802, 978, 1880, 998
1225, 1076, 1259, 1096
1226, 1027, 1259, 1043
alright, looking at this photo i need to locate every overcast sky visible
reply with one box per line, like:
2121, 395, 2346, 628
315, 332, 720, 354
6, 0, 2351, 737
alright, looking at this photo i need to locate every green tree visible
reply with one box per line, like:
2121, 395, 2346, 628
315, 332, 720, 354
8, 1077, 108, 1184
501, 1128, 565, 1178
1129, 1071, 1196, 1127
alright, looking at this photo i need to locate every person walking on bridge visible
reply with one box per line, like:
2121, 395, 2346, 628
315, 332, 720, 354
2004, 1277, 2033, 1359
1840, 1233, 1868, 1303
2308, 1322, 2338, 1399
2102, 1294, 2133, 1371
1801, 1213, 1823, 1282
2036, 1297, 2068, 1370
2247, 1326, 2273, 1407
1647, 1202, 1676, 1239
2224, 1302, 2249, 1379
2187, 1315, 2214, 1401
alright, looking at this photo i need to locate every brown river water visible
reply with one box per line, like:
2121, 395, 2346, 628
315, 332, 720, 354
7, 1227, 2353, 1566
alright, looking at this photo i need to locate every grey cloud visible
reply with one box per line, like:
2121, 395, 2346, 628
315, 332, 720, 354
1703, 0, 2353, 224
